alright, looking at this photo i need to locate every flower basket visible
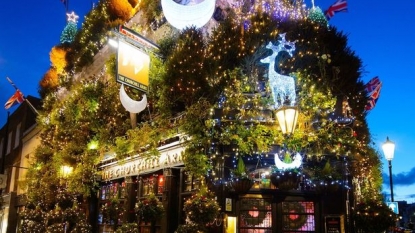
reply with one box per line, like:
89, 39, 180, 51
313, 178, 341, 194
183, 191, 220, 226
230, 178, 254, 194
230, 158, 253, 194
135, 194, 164, 224
309, 159, 343, 193
270, 171, 301, 190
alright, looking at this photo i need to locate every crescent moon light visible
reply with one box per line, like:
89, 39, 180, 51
274, 153, 302, 170
119, 84, 147, 113
161, 0, 216, 30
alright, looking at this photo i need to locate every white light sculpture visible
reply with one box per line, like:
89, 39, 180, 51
161, 0, 216, 30
274, 152, 302, 170
260, 34, 296, 109
119, 84, 147, 113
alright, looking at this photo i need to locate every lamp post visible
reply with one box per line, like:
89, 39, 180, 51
382, 137, 395, 202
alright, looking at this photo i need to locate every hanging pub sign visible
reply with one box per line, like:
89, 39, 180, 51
114, 25, 158, 93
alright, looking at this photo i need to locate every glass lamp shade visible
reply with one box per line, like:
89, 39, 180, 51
276, 106, 299, 134
382, 137, 395, 161
60, 165, 73, 178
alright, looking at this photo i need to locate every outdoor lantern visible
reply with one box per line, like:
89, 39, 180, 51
276, 106, 299, 134
60, 165, 73, 178
382, 137, 395, 161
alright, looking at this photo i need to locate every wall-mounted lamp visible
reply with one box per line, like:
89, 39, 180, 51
276, 106, 299, 134
108, 38, 118, 48
60, 165, 73, 179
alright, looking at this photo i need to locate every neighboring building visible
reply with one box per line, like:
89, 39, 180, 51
398, 201, 415, 229
0, 96, 41, 233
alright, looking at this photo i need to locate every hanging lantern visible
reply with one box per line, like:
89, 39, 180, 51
276, 106, 299, 134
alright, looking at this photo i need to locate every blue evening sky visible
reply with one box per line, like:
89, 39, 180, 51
0, 0, 414, 203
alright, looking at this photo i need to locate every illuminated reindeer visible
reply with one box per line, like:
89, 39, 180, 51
260, 34, 296, 109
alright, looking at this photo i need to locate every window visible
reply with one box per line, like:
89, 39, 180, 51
239, 198, 272, 233
183, 172, 201, 192
7, 132, 12, 154
0, 138, 3, 158
282, 201, 315, 232
14, 123, 21, 148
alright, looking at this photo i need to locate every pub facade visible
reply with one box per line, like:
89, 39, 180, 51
97, 134, 349, 233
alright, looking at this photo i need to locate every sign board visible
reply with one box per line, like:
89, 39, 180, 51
386, 201, 399, 214
325, 215, 344, 233
117, 40, 150, 92
101, 146, 184, 181
114, 25, 158, 93
225, 198, 232, 212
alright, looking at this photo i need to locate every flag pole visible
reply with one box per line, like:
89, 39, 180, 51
6, 77, 39, 115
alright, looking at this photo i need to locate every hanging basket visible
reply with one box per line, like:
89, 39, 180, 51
270, 171, 301, 190
230, 178, 254, 194
314, 178, 341, 194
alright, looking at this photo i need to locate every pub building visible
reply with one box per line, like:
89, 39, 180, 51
97, 133, 349, 233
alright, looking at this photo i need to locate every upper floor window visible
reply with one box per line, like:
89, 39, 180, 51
7, 132, 12, 154
0, 138, 3, 158
14, 123, 21, 149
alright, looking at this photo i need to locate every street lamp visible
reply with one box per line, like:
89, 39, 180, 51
382, 137, 395, 202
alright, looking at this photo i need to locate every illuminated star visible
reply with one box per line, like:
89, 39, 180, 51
67, 11, 79, 23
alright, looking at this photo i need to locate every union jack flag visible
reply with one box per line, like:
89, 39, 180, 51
4, 89, 24, 110
365, 79, 382, 111
324, 0, 348, 20
365, 76, 381, 93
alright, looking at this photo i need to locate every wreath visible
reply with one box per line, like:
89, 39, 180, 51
283, 202, 308, 230
240, 199, 270, 226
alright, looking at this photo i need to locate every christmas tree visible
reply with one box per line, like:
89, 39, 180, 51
60, 11, 79, 44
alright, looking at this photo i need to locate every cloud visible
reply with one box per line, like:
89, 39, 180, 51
383, 167, 415, 187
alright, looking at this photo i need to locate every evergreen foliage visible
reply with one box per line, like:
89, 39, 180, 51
27, 0, 388, 231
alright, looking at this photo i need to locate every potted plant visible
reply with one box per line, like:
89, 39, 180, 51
270, 152, 302, 190
230, 157, 254, 194
183, 188, 220, 226
135, 194, 164, 224
312, 159, 342, 193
